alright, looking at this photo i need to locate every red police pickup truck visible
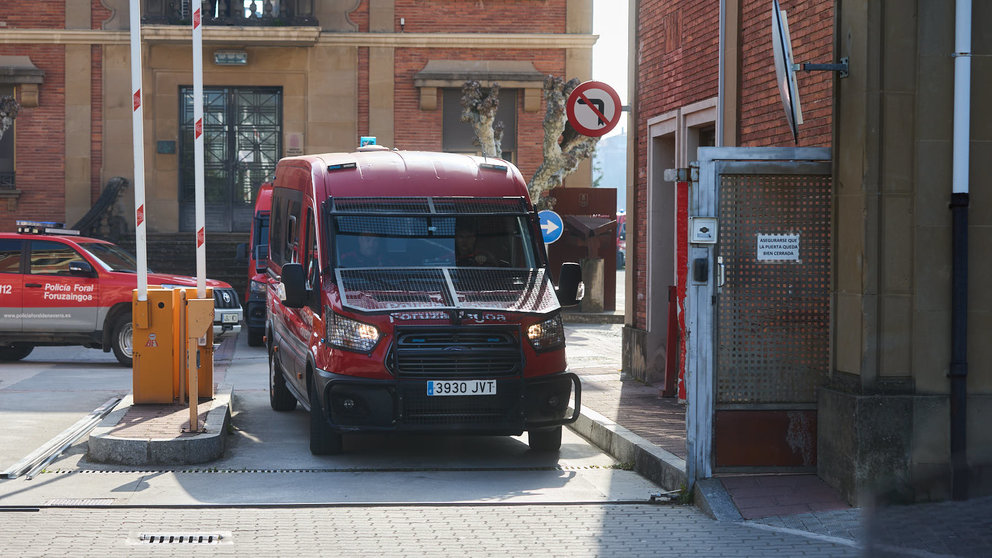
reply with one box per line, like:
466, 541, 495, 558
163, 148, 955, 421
0, 221, 242, 365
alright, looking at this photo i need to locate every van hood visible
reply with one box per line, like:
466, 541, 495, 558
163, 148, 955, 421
336, 268, 560, 315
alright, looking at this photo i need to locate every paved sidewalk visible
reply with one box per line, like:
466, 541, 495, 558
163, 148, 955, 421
561, 319, 991, 557
81, 312, 991, 557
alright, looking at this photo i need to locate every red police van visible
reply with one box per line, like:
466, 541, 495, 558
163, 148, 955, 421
0, 221, 242, 365
244, 181, 273, 346
266, 148, 583, 454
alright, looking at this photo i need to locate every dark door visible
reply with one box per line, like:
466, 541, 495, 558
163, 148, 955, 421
179, 87, 282, 232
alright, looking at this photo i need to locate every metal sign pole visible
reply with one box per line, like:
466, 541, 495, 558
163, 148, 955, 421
129, 0, 148, 301
192, 6, 206, 300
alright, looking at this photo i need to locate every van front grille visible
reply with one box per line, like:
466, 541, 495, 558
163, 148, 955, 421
391, 326, 522, 378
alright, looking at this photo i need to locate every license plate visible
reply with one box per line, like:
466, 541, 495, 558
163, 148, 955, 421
221, 312, 240, 324
427, 379, 497, 396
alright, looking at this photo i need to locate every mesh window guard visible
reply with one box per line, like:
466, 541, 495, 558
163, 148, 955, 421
336, 268, 559, 314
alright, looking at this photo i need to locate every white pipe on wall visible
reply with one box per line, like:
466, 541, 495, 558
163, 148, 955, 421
952, 0, 971, 194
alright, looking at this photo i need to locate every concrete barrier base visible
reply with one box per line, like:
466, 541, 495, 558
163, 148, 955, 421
87, 387, 231, 466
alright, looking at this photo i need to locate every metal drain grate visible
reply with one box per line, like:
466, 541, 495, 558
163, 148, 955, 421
46, 498, 115, 506
136, 532, 231, 545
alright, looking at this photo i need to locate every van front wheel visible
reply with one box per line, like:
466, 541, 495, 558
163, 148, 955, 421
528, 426, 562, 452
309, 383, 342, 455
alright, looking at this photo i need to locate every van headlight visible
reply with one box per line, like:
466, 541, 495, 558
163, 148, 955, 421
527, 314, 565, 352
325, 308, 380, 353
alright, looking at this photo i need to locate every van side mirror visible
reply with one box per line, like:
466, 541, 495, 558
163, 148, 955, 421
556, 262, 583, 307
280, 262, 306, 308
69, 260, 95, 277
255, 243, 268, 273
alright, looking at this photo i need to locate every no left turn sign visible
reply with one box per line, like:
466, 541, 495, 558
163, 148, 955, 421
565, 80, 622, 137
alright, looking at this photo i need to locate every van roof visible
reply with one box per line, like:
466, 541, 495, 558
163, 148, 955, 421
277, 150, 530, 199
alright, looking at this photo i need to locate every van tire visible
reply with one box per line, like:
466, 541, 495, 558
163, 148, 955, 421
110, 312, 133, 367
0, 343, 34, 361
309, 383, 342, 455
268, 350, 297, 412
528, 426, 562, 452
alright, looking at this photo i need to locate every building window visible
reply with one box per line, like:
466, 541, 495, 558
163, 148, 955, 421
0, 85, 14, 189
441, 88, 517, 162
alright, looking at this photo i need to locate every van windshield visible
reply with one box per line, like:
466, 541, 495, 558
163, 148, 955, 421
334, 214, 538, 269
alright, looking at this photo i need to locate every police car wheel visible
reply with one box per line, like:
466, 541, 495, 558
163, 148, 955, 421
528, 426, 562, 452
111, 312, 133, 367
0, 343, 34, 361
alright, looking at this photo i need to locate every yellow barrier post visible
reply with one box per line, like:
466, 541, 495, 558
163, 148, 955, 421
185, 294, 214, 432
132, 287, 178, 404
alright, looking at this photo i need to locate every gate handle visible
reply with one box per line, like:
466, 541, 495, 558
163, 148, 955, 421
717, 256, 725, 287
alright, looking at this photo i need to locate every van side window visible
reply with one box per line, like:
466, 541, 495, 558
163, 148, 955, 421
269, 192, 285, 265
304, 210, 318, 289
269, 187, 303, 266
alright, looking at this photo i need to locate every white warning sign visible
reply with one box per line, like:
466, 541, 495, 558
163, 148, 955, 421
757, 233, 800, 262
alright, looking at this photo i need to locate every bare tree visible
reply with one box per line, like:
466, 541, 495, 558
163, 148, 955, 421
527, 76, 598, 209
460, 76, 598, 210
460, 81, 503, 158
0, 96, 20, 142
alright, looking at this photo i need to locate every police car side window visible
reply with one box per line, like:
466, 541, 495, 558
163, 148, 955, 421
0, 239, 21, 274
29, 240, 81, 276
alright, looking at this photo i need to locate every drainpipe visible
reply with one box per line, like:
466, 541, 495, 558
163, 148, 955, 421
717, 0, 725, 147
949, 0, 971, 501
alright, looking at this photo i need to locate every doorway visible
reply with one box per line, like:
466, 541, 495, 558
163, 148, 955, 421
179, 86, 282, 232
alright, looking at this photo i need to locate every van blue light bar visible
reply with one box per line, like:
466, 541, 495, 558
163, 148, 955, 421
328, 162, 357, 171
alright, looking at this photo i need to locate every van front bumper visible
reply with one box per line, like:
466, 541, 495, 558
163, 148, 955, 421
312, 370, 581, 435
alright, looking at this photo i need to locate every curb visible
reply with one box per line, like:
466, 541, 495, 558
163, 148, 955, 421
87, 387, 232, 466
561, 311, 624, 324
693, 478, 744, 521
568, 404, 687, 492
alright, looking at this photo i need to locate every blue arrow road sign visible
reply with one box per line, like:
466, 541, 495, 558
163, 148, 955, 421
539, 210, 564, 244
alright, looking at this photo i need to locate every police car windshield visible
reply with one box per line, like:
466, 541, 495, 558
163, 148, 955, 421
334, 214, 537, 269
79, 242, 138, 273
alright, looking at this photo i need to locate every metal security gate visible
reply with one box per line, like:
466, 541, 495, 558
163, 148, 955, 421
685, 147, 831, 482
179, 87, 282, 232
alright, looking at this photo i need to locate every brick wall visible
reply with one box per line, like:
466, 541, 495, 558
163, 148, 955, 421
632, 0, 833, 330
358, 47, 370, 136
90, 45, 103, 202
0, 45, 66, 231
350, 0, 369, 31
739, 0, 833, 146
393, 0, 566, 33
92, 0, 112, 29
91, 0, 111, 200
393, 48, 564, 182
1, 2, 65, 28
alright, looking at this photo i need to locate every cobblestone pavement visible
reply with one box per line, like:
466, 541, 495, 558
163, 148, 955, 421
0, 504, 861, 558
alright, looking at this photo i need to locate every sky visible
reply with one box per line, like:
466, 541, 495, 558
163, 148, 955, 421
591, 0, 629, 137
